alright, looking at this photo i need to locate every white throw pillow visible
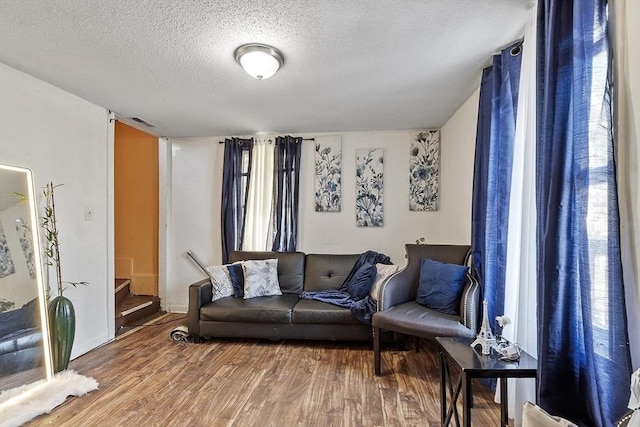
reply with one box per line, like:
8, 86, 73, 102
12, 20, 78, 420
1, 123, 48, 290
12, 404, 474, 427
522, 402, 578, 427
242, 259, 282, 299
369, 264, 400, 302
205, 265, 234, 302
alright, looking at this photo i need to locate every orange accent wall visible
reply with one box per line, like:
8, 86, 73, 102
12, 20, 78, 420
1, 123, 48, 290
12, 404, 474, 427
114, 122, 158, 296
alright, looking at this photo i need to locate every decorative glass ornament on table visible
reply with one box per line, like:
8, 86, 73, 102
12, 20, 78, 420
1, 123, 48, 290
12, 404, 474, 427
495, 342, 522, 361
493, 314, 522, 361
495, 314, 511, 345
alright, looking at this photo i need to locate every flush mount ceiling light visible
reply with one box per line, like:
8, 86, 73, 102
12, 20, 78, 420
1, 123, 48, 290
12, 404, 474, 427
234, 43, 284, 80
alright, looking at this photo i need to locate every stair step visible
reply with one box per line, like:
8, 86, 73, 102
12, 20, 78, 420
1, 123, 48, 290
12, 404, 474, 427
115, 278, 131, 306
116, 295, 161, 329
115, 278, 130, 293
121, 300, 153, 316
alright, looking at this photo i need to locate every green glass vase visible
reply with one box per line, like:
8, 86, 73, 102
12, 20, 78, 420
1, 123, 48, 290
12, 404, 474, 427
48, 295, 76, 373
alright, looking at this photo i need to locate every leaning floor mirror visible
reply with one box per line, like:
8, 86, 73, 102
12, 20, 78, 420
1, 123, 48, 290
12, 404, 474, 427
0, 164, 53, 392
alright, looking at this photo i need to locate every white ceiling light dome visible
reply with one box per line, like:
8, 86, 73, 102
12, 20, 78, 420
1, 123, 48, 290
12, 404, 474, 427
234, 43, 284, 80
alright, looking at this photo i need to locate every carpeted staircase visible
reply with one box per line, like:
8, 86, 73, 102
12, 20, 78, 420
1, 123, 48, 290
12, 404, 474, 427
115, 278, 160, 331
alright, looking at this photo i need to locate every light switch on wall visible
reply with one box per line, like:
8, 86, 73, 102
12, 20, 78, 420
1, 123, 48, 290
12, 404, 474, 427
84, 206, 95, 220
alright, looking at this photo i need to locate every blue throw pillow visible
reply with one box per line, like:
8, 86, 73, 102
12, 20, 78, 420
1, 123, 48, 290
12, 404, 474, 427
416, 258, 468, 315
346, 262, 377, 301
226, 263, 244, 298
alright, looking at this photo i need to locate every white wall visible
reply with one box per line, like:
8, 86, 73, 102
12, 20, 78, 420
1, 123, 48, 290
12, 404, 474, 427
164, 137, 223, 312
298, 127, 477, 261
439, 88, 480, 242
165, 93, 479, 311
614, 0, 640, 369
0, 63, 113, 358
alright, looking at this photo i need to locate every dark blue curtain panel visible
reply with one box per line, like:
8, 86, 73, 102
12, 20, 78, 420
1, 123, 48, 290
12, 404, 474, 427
272, 136, 302, 252
221, 137, 253, 263
536, 0, 632, 425
471, 41, 522, 328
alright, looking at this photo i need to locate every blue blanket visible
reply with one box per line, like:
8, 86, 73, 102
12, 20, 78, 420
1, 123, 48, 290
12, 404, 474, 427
300, 250, 391, 324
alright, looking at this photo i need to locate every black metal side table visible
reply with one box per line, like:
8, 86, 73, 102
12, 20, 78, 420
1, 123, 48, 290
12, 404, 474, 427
436, 336, 538, 427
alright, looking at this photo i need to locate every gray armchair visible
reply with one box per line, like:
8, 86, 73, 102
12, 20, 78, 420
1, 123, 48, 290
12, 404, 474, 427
372, 244, 481, 376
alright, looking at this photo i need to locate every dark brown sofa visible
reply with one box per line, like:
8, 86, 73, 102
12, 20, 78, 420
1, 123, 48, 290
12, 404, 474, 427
0, 299, 44, 376
188, 251, 382, 341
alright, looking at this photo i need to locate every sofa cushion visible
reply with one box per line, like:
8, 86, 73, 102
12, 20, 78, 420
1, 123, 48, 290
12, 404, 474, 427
229, 251, 305, 294
0, 329, 44, 376
292, 299, 362, 325
372, 301, 475, 339
416, 258, 468, 315
0, 329, 43, 354
200, 294, 299, 324
346, 262, 377, 300
303, 254, 361, 292
242, 259, 282, 299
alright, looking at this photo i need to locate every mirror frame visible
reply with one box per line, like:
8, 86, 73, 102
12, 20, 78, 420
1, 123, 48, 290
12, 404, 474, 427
0, 164, 53, 382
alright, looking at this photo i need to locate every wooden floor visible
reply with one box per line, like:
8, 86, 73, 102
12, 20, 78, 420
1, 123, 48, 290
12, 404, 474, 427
27, 313, 500, 426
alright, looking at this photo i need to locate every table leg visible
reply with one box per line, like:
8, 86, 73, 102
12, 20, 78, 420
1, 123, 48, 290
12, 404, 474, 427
373, 327, 381, 376
441, 353, 461, 427
440, 351, 446, 425
500, 378, 508, 427
444, 377, 462, 427
461, 372, 471, 427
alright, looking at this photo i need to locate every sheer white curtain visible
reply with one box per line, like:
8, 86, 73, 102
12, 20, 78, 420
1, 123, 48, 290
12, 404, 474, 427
499, 9, 538, 425
242, 138, 274, 251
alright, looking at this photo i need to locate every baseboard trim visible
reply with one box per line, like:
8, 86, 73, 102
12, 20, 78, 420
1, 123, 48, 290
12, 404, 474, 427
167, 304, 187, 313
70, 333, 110, 360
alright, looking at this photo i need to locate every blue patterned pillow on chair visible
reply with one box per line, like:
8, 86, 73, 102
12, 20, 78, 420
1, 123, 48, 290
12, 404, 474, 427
416, 258, 467, 315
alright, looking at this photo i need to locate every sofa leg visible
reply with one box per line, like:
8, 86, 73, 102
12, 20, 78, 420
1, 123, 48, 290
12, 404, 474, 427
373, 326, 381, 376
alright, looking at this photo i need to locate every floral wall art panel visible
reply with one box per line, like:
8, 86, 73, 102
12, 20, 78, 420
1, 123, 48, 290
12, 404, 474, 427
409, 130, 440, 211
0, 221, 16, 278
355, 148, 384, 227
16, 218, 35, 279
315, 137, 342, 212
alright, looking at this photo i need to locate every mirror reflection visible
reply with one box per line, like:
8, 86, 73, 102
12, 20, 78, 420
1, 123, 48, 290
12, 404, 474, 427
0, 164, 52, 392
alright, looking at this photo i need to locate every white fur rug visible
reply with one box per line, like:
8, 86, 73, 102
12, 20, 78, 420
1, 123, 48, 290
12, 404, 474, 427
0, 370, 99, 427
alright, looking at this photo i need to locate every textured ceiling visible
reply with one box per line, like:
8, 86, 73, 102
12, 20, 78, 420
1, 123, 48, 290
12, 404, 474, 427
0, 0, 532, 138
